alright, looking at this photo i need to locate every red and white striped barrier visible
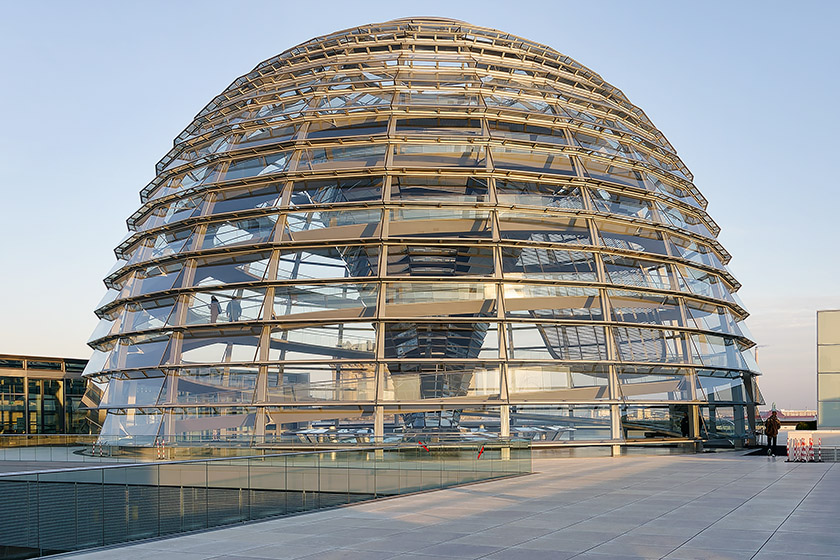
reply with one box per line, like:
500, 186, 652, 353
786, 436, 825, 462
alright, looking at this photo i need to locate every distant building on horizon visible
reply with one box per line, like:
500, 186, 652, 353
0, 354, 90, 434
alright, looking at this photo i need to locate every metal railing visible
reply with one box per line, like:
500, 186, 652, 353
0, 440, 530, 558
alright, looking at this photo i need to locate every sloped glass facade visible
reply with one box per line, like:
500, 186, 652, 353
85, 17, 760, 448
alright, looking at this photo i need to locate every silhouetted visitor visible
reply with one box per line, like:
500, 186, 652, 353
228, 295, 242, 321
210, 295, 221, 323
765, 410, 781, 456
680, 414, 690, 437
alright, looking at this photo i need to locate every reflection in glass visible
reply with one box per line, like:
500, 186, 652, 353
268, 323, 375, 361
266, 364, 376, 402
202, 216, 277, 249
387, 245, 493, 276
507, 324, 608, 360
178, 328, 261, 364
390, 176, 488, 202
273, 283, 377, 319
496, 181, 582, 209
504, 285, 602, 320
276, 246, 378, 280
382, 362, 500, 401
383, 323, 497, 359
501, 246, 597, 280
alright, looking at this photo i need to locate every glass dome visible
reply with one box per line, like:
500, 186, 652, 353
84, 17, 760, 449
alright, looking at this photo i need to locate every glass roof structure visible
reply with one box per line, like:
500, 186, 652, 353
85, 17, 761, 449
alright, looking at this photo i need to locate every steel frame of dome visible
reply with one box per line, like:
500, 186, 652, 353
83, 17, 761, 451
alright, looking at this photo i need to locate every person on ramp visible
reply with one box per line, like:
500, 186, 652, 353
764, 410, 781, 456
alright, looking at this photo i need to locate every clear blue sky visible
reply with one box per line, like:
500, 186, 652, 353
1, 0, 837, 409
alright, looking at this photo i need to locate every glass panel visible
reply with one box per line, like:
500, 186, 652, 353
597, 221, 668, 255
390, 176, 488, 202
191, 251, 271, 287
123, 297, 178, 332
667, 234, 723, 269
396, 90, 480, 106
503, 284, 602, 320
602, 254, 672, 290
508, 363, 609, 400
608, 289, 682, 327
289, 177, 382, 206
315, 91, 392, 113
392, 144, 486, 167
384, 283, 497, 318
684, 299, 743, 335
275, 246, 379, 280
381, 362, 500, 401
83, 345, 114, 376
105, 332, 171, 371
643, 172, 701, 208
126, 228, 194, 264
88, 317, 118, 343
126, 262, 184, 297
164, 367, 258, 405
387, 245, 494, 277
272, 283, 377, 319
612, 327, 684, 363
395, 117, 482, 136
689, 333, 748, 370
167, 407, 256, 443
178, 328, 262, 364
656, 201, 713, 238
201, 215, 278, 249
297, 144, 388, 171
501, 246, 597, 281
383, 323, 498, 359
223, 151, 291, 181
622, 405, 684, 439
506, 324, 608, 360
483, 95, 558, 115
498, 212, 590, 244
488, 120, 568, 144
283, 209, 381, 241
306, 116, 389, 139
492, 146, 576, 175
580, 158, 646, 189
676, 265, 734, 302
152, 163, 221, 199
0, 376, 26, 433
135, 194, 205, 231
388, 208, 492, 239
617, 366, 692, 401
211, 183, 284, 215
266, 364, 376, 402
100, 376, 165, 407
697, 373, 747, 403
99, 411, 162, 445
496, 181, 582, 209
185, 288, 265, 325
589, 188, 654, 220
234, 123, 300, 148
510, 405, 611, 441
699, 405, 747, 438
268, 323, 376, 361
570, 130, 633, 157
